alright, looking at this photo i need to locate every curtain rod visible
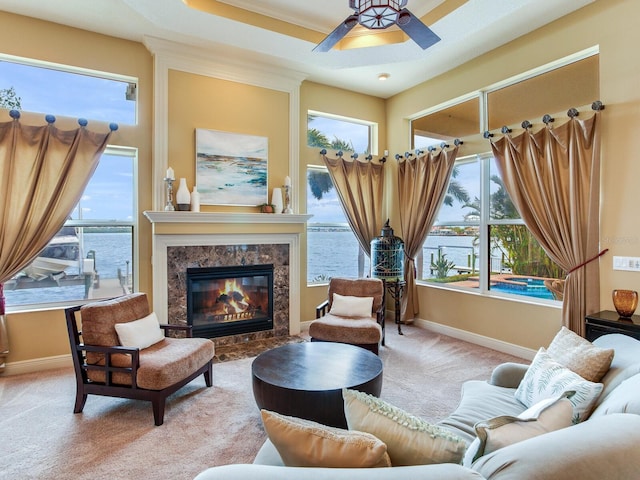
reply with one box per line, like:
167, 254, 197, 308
318, 149, 384, 163
483, 100, 604, 139
394, 138, 463, 161
8, 109, 119, 131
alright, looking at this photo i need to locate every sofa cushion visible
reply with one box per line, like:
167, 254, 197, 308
593, 334, 640, 401
343, 389, 467, 466
260, 410, 391, 468
114, 311, 165, 349
472, 414, 640, 480
437, 380, 526, 444
462, 394, 573, 466
330, 293, 374, 318
515, 348, 603, 423
547, 327, 613, 382
589, 373, 640, 418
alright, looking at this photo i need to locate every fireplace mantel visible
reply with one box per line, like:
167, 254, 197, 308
144, 211, 312, 225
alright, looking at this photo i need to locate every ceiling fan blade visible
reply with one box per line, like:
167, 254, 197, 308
313, 15, 359, 52
396, 9, 441, 50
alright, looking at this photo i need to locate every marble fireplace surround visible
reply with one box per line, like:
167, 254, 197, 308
144, 212, 310, 347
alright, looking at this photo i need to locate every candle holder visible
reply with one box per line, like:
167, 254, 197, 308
283, 184, 293, 214
164, 177, 175, 211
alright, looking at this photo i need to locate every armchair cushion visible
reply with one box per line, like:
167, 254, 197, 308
114, 311, 164, 349
309, 315, 382, 345
330, 293, 374, 318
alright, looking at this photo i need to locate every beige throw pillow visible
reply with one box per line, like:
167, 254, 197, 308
260, 410, 391, 468
463, 394, 574, 466
343, 388, 467, 466
114, 312, 164, 349
547, 326, 614, 382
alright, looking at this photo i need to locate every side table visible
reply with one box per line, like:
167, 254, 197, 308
384, 279, 406, 335
585, 310, 640, 342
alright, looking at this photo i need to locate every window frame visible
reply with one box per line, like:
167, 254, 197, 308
307, 110, 378, 156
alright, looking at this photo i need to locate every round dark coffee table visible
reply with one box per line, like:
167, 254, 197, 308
251, 342, 383, 428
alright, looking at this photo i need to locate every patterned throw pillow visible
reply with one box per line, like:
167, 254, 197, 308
343, 388, 467, 466
547, 327, 614, 382
260, 410, 391, 468
515, 348, 603, 423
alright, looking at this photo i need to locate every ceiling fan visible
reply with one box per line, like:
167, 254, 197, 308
314, 0, 441, 52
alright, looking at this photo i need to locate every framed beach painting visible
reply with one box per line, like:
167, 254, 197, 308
195, 128, 268, 206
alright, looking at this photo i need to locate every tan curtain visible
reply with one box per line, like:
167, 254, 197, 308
398, 147, 458, 321
0, 113, 113, 371
490, 110, 601, 336
322, 154, 385, 258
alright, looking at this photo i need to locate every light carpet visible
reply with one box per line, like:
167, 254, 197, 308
0, 324, 524, 480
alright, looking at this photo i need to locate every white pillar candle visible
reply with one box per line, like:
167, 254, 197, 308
284, 175, 291, 187
166, 167, 175, 180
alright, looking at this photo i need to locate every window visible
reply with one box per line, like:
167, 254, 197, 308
413, 53, 598, 302
307, 111, 374, 155
306, 166, 370, 284
0, 56, 137, 124
1, 54, 139, 309
5, 147, 136, 309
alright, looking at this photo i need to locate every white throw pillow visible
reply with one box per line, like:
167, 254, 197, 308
547, 326, 613, 382
515, 348, 603, 423
330, 293, 374, 318
343, 388, 467, 466
114, 311, 165, 349
463, 394, 574, 467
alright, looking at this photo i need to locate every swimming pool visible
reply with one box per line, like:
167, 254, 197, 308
491, 277, 556, 300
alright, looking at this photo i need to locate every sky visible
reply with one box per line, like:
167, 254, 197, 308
1, 59, 135, 221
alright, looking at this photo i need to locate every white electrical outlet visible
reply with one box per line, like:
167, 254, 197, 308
613, 256, 640, 271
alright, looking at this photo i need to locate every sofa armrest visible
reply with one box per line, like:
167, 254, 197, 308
194, 464, 484, 480
488, 362, 529, 388
472, 413, 640, 480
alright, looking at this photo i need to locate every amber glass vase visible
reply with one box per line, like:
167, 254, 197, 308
612, 289, 638, 318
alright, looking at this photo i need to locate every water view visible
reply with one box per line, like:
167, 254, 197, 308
5, 231, 133, 307
307, 226, 557, 301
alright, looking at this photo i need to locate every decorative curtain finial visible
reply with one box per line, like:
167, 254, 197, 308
78, 118, 88, 127
483, 131, 493, 139
521, 120, 532, 129
351, 153, 359, 159
365, 154, 372, 161
45, 114, 56, 124
319, 148, 327, 155
9, 110, 20, 120
395, 154, 402, 160
428, 145, 437, 152
109, 123, 119, 131
567, 108, 579, 118
500, 126, 512, 134
592, 100, 605, 111
440, 142, 449, 149
336, 151, 344, 158
543, 114, 554, 125
454, 139, 463, 146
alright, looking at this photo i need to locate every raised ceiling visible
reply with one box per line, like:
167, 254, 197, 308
0, 0, 595, 98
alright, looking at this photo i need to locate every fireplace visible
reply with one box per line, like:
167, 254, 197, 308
186, 264, 274, 339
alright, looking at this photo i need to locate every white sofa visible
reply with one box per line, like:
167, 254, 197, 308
195, 333, 640, 480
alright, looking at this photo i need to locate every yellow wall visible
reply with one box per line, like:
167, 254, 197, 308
386, 0, 640, 349
3, 0, 640, 367
167, 69, 291, 212
0, 11, 153, 365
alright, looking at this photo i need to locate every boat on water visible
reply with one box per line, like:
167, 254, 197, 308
22, 226, 80, 280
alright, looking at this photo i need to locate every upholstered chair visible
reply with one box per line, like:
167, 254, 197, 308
308, 277, 385, 354
65, 292, 215, 425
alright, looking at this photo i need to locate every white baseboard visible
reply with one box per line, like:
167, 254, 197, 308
302, 317, 535, 360
413, 318, 536, 361
2, 354, 72, 376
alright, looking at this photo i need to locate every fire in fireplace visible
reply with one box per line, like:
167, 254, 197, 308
186, 264, 274, 338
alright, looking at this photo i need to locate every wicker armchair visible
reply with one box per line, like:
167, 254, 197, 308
65, 292, 215, 425
308, 277, 385, 354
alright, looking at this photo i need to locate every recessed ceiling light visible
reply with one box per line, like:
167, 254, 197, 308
378, 73, 390, 81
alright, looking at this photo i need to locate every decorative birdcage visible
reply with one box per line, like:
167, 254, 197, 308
371, 219, 404, 281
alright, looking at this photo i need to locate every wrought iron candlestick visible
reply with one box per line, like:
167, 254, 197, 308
283, 184, 293, 214
164, 177, 175, 211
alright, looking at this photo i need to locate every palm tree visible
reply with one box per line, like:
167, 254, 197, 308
443, 166, 470, 207
0, 86, 21, 110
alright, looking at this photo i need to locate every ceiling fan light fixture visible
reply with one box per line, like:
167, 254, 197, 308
353, 0, 408, 29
